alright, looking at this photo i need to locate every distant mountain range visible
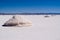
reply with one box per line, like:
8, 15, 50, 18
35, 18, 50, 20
0, 13, 60, 15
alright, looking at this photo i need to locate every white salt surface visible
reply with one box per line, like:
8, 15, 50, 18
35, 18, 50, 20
0, 15, 60, 40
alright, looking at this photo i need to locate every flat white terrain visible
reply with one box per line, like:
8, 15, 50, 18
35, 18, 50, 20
0, 15, 60, 40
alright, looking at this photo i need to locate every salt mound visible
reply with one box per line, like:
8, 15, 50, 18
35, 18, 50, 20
2, 15, 32, 27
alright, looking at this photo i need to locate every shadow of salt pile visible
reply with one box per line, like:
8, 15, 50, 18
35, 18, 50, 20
2, 15, 32, 27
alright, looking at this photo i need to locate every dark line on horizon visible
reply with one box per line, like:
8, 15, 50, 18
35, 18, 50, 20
0, 13, 60, 15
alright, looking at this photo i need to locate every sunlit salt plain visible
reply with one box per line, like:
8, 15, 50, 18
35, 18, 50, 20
0, 15, 60, 40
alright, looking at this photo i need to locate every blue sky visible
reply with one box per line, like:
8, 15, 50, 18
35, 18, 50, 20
0, 0, 60, 13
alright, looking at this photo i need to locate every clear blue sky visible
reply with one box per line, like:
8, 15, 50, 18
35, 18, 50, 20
0, 0, 60, 13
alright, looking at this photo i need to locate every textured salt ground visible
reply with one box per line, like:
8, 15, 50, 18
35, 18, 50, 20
0, 15, 60, 40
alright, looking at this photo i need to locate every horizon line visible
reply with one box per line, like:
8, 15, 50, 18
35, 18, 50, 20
0, 13, 60, 15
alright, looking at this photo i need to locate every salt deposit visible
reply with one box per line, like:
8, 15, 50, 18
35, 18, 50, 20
2, 15, 32, 27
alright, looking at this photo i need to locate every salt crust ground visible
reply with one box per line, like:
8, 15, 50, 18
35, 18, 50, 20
0, 15, 60, 40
